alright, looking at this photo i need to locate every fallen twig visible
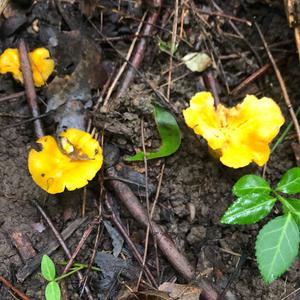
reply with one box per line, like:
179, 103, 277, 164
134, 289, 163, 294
106, 166, 194, 279
166, 0, 179, 101
202, 70, 220, 108
230, 58, 284, 97
212, 1, 263, 67
31, 200, 94, 300
136, 118, 151, 288
114, 0, 162, 99
0, 275, 30, 300
63, 217, 99, 274
101, 12, 147, 111
18, 39, 44, 139
105, 166, 218, 300
16, 217, 88, 282
1, 111, 52, 131
255, 22, 300, 145
196, 8, 252, 25
0, 91, 25, 103
104, 193, 158, 288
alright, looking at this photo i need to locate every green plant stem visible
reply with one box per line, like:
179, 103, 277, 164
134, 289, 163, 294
271, 107, 300, 153
54, 266, 85, 282
58, 261, 101, 272
273, 191, 296, 214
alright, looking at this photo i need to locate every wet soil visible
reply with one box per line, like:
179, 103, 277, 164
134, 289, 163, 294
0, 0, 300, 299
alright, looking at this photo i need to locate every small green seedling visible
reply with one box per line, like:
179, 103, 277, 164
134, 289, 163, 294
41, 255, 101, 300
41, 255, 61, 300
221, 167, 300, 283
157, 37, 178, 55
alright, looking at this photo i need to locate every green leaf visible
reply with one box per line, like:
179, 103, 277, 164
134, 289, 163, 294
125, 105, 181, 161
256, 214, 299, 284
232, 175, 271, 197
276, 167, 300, 194
41, 255, 56, 281
45, 281, 61, 300
282, 198, 300, 227
221, 194, 276, 224
158, 38, 178, 55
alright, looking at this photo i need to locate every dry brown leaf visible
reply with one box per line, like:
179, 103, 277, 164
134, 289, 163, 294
158, 282, 202, 300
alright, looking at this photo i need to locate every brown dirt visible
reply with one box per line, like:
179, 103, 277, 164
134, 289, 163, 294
0, 0, 300, 299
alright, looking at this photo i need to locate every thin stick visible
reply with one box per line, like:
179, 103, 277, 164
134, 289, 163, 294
31, 200, 94, 300
106, 167, 218, 299
255, 23, 300, 144
137, 118, 151, 288
1, 111, 52, 131
152, 163, 165, 280
114, 3, 162, 99
87, 19, 173, 114
196, 9, 251, 25
271, 107, 300, 154
0, 91, 25, 103
0, 113, 30, 118
102, 12, 147, 110
80, 219, 103, 297
106, 167, 195, 281
16, 217, 87, 282
281, 286, 300, 300
93, 65, 116, 112
203, 70, 220, 107
212, 1, 263, 67
230, 58, 284, 96
166, 0, 179, 101
82, 187, 87, 217
105, 194, 157, 287
80, 164, 105, 296
62, 217, 99, 274
18, 39, 44, 139
0, 276, 30, 300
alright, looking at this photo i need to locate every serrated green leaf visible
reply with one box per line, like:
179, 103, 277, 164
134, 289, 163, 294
276, 167, 300, 194
41, 255, 56, 281
221, 194, 276, 224
256, 214, 299, 284
125, 105, 181, 161
282, 198, 300, 227
45, 281, 61, 300
232, 175, 271, 197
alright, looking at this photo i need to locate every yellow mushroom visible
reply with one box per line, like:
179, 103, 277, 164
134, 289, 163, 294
28, 128, 103, 194
0, 47, 54, 87
183, 92, 285, 168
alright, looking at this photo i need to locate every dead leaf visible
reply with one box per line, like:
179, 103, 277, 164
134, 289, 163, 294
103, 220, 124, 257
31, 222, 46, 233
158, 282, 202, 300
117, 288, 170, 300
182, 52, 212, 73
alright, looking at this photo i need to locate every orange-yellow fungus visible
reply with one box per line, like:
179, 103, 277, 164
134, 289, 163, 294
28, 128, 103, 194
183, 92, 285, 168
0, 48, 54, 87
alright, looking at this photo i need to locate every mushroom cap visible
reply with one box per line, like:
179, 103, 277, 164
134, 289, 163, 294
183, 92, 285, 168
28, 128, 103, 194
0, 47, 54, 87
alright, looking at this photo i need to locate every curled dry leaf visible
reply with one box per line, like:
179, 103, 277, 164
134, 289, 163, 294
182, 52, 212, 72
159, 282, 202, 300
